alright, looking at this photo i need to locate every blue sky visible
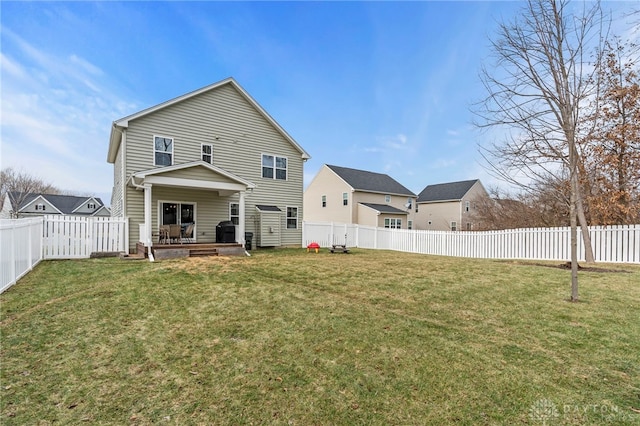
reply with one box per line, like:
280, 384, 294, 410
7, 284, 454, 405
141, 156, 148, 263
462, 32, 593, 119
1, 1, 637, 206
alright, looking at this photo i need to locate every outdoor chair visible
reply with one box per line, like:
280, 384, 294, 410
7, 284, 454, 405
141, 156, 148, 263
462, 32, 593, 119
159, 225, 170, 244
168, 224, 181, 244
182, 223, 195, 244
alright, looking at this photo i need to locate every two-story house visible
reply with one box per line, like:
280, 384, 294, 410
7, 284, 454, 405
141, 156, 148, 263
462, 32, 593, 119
414, 179, 488, 231
304, 164, 417, 229
2, 192, 110, 218
107, 77, 311, 254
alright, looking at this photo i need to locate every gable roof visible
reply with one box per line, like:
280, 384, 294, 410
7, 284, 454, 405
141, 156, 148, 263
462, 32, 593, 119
107, 77, 310, 163
359, 203, 409, 215
326, 164, 416, 197
417, 179, 480, 203
9, 192, 105, 215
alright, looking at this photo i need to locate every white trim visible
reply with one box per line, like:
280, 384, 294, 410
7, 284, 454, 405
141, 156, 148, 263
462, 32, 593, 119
157, 200, 198, 242
144, 176, 247, 193
286, 206, 299, 230
71, 196, 101, 214
229, 202, 240, 225
107, 77, 310, 163
153, 135, 174, 166
20, 195, 63, 215
201, 143, 213, 164
261, 153, 288, 181
133, 161, 256, 189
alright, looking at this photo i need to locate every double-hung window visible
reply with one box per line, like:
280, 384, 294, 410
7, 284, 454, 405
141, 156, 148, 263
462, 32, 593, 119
384, 218, 402, 229
154, 136, 173, 166
321, 195, 327, 208
202, 144, 213, 164
262, 154, 287, 180
451, 221, 457, 231
287, 207, 298, 229
343, 192, 348, 206
229, 203, 239, 225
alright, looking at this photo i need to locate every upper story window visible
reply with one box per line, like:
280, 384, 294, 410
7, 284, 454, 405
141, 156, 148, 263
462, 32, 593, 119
408, 220, 413, 230
406, 197, 413, 210
202, 144, 213, 164
343, 192, 348, 206
154, 136, 173, 166
465, 201, 470, 212
262, 154, 287, 180
384, 195, 391, 203
35, 203, 46, 211
287, 207, 298, 229
322, 195, 326, 208
88, 203, 96, 209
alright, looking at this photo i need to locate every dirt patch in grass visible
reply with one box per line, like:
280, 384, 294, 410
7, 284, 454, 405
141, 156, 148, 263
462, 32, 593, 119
500, 260, 632, 273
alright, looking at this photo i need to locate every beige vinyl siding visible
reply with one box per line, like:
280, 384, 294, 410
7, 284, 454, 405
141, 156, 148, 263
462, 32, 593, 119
355, 204, 379, 227
303, 165, 353, 223
123, 83, 305, 249
111, 142, 124, 217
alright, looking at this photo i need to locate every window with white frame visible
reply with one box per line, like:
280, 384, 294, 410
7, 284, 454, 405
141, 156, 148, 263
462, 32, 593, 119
406, 197, 413, 210
262, 154, 287, 180
321, 195, 326, 208
451, 221, 457, 231
384, 194, 391, 203
35, 203, 46, 211
384, 218, 402, 229
154, 136, 173, 166
229, 203, 239, 225
202, 143, 213, 164
287, 207, 298, 229
408, 220, 413, 230
466, 222, 472, 230
343, 192, 348, 206
465, 200, 470, 212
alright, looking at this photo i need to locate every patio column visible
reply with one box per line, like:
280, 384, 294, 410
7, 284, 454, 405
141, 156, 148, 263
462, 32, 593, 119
238, 190, 246, 246
144, 183, 153, 247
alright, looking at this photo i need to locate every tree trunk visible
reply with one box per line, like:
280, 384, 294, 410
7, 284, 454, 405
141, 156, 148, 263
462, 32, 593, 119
576, 194, 595, 263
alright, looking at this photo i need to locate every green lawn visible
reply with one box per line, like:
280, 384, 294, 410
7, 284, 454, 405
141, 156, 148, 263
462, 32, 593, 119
1, 249, 639, 425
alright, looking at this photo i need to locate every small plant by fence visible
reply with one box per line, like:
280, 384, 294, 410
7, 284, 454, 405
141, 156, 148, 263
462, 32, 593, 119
303, 222, 640, 264
1, 215, 129, 293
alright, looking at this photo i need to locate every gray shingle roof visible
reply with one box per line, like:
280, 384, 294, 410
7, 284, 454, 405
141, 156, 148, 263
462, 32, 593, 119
326, 165, 416, 196
359, 203, 409, 215
417, 180, 479, 203
10, 192, 104, 214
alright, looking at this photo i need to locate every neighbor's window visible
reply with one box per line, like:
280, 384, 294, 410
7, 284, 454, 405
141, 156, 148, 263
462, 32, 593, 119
466, 222, 472, 231
451, 221, 457, 231
321, 195, 326, 208
35, 204, 46, 211
343, 192, 348, 206
465, 201, 470, 212
384, 218, 402, 229
88, 203, 96, 209
384, 194, 391, 203
407, 197, 413, 210
287, 207, 298, 229
262, 154, 287, 180
202, 144, 213, 164
154, 136, 173, 166
230, 203, 239, 225
408, 220, 413, 230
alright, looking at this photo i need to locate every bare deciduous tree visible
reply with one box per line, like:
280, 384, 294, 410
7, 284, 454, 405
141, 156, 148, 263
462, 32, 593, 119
475, 0, 605, 301
0, 168, 61, 217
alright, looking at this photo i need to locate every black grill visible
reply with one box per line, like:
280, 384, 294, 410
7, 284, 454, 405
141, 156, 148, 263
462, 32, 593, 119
216, 221, 236, 243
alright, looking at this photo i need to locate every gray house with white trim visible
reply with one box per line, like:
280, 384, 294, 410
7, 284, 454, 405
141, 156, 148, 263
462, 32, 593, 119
304, 164, 417, 229
2, 192, 110, 218
107, 77, 310, 253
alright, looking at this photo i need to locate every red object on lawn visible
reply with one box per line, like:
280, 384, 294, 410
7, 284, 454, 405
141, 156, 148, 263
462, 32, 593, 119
307, 242, 320, 253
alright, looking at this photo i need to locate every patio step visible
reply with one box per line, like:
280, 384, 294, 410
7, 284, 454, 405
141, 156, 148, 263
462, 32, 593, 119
189, 248, 220, 257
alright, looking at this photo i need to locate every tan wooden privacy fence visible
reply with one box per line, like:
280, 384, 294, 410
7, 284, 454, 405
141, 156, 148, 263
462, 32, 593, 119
303, 222, 640, 264
1, 216, 129, 293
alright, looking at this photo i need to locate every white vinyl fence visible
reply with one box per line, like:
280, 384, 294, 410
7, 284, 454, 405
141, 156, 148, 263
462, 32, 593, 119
1, 215, 129, 293
303, 222, 640, 264
1, 217, 43, 293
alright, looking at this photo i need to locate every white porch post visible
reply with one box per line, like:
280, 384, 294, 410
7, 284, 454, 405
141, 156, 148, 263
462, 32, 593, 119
144, 183, 153, 247
238, 191, 246, 246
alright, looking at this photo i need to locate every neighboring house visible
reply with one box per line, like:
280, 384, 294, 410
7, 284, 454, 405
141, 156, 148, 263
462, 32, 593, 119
415, 179, 488, 231
2, 192, 110, 218
304, 164, 417, 229
107, 77, 311, 253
